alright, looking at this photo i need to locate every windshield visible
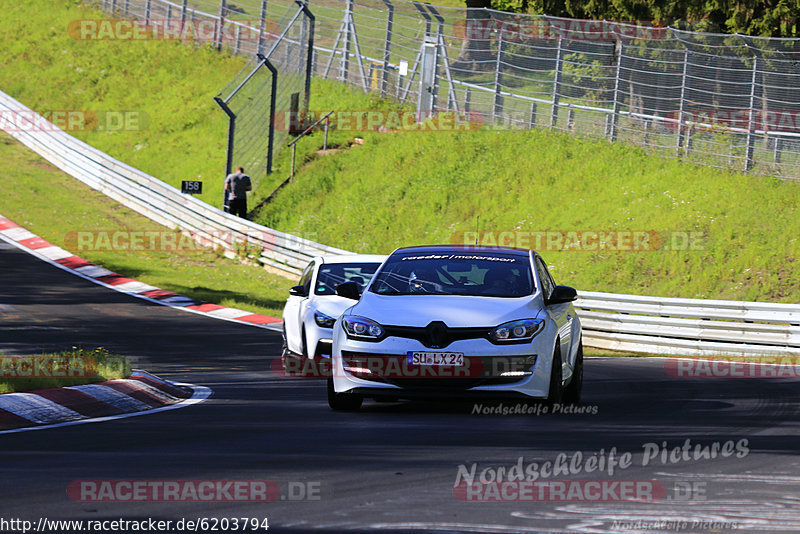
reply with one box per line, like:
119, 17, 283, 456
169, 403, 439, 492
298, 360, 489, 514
315, 262, 381, 296
369, 252, 535, 297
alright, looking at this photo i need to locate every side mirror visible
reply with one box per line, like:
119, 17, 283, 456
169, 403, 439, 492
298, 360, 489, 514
547, 285, 577, 305
336, 281, 361, 300
289, 285, 308, 297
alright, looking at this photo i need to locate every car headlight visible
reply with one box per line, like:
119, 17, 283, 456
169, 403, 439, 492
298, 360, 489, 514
488, 319, 544, 344
342, 316, 385, 341
314, 311, 336, 328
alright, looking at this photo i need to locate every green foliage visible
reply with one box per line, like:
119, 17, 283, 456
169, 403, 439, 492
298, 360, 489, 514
253, 125, 800, 303
0, 347, 131, 393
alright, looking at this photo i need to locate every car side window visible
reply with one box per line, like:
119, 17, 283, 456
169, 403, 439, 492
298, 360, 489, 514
299, 262, 314, 293
535, 257, 555, 301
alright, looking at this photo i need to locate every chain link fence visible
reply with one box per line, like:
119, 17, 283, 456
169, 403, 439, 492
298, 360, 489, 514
99, 0, 800, 179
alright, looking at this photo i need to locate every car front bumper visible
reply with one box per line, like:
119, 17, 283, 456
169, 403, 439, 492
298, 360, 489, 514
332, 334, 554, 400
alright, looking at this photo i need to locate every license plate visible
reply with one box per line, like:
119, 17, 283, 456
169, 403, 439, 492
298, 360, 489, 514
407, 351, 464, 366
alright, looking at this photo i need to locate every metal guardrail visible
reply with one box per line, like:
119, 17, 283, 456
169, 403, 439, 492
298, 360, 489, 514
3, 89, 799, 357
0, 90, 350, 276
575, 292, 800, 356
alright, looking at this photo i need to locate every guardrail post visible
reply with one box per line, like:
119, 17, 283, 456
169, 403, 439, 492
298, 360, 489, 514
676, 49, 689, 156
745, 56, 759, 172
258, 0, 268, 55
608, 41, 623, 142
551, 36, 563, 129
380, 0, 394, 98
493, 28, 506, 124
216, 0, 227, 51
529, 102, 537, 129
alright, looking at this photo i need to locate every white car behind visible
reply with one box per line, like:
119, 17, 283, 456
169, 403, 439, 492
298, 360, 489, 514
281, 255, 387, 374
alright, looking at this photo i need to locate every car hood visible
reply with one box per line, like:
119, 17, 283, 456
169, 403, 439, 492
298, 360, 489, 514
315, 295, 360, 319
349, 293, 544, 327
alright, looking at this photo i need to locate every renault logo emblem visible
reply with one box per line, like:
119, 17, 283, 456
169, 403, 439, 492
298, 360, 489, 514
426, 321, 449, 348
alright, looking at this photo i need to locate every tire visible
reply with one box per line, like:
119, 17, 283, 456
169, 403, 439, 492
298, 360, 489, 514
327, 378, 363, 411
280, 327, 289, 370
546, 343, 563, 406
563, 341, 583, 405
301, 326, 309, 359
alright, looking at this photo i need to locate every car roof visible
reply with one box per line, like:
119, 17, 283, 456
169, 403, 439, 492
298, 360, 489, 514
319, 254, 388, 264
390, 245, 532, 258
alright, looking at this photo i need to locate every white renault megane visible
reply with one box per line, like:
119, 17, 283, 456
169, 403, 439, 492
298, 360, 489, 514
328, 245, 583, 411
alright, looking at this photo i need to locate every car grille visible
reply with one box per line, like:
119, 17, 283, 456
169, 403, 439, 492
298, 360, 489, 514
383, 323, 491, 349
341, 352, 537, 389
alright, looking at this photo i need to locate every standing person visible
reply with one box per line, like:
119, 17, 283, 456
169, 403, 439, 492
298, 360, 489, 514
224, 166, 252, 219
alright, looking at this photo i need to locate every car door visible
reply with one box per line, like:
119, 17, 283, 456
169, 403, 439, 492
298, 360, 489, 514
284, 260, 315, 354
534, 255, 574, 379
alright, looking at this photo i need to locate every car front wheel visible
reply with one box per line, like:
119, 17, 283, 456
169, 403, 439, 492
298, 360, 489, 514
563, 341, 583, 405
327, 378, 363, 411
546, 344, 563, 406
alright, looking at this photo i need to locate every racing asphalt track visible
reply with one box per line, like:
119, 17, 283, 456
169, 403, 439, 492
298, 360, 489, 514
1, 241, 800, 533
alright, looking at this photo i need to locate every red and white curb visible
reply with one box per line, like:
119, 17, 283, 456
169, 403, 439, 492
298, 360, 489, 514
0, 212, 282, 331
0, 371, 211, 433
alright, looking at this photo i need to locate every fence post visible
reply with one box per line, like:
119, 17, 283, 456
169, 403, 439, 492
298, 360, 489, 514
529, 102, 537, 129
181, 0, 188, 24
493, 28, 506, 124
111, 0, 117, 14
258, 0, 268, 55
774, 136, 783, 166
216, 0, 227, 51
380, 0, 394, 98
339, 0, 353, 82
213, 96, 236, 177
145, 0, 151, 24
608, 41, 623, 142
551, 37, 563, 129
745, 56, 759, 172
300, 3, 315, 111
642, 119, 650, 146
234, 25, 241, 55
123, 0, 130, 16
676, 49, 689, 156
567, 108, 575, 132
464, 87, 471, 113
